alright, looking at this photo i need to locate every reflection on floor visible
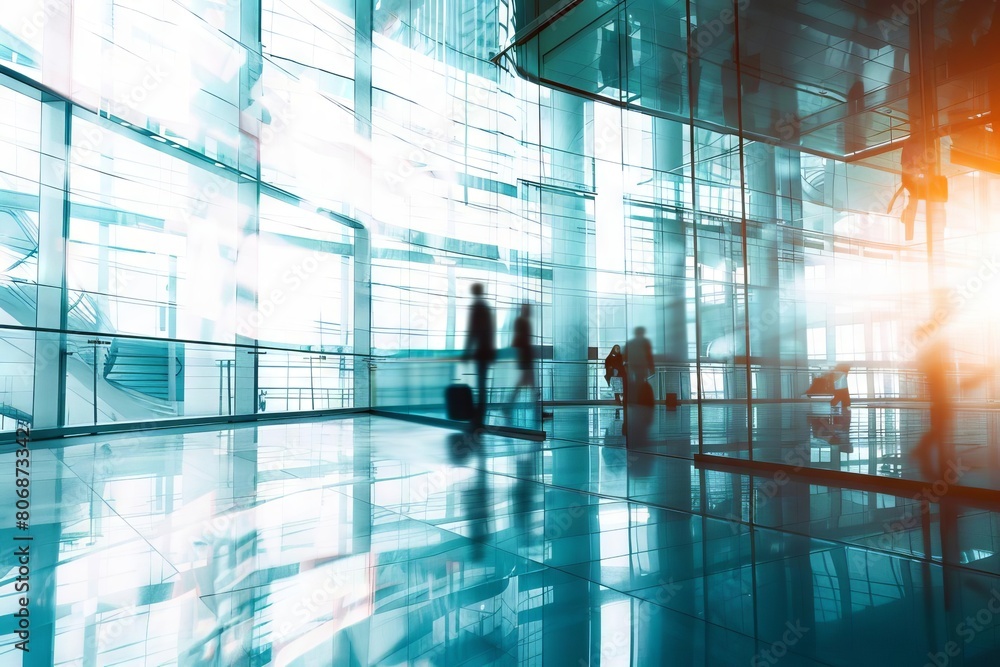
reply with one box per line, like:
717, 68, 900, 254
2, 408, 1000, 665
549, 403, 1000, 489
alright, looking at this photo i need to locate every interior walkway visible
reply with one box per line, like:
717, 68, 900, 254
3, 410, 1000, 665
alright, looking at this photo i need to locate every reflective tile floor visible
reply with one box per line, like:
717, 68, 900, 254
539, 402, 1000, 490
2, 410, 1000, 666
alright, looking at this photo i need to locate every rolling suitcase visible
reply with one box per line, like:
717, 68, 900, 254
637, 379, 655, 407
445, 382, 475, 421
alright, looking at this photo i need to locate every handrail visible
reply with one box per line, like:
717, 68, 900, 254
370, 355, 465, 364
0, 322, 362, 358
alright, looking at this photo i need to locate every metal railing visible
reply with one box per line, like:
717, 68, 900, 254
3, 330, 361, 429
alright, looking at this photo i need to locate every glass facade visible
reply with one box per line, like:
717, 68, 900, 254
3, 1, 1000, 666
2, 4, 1000, 435
1, 1, 362, 429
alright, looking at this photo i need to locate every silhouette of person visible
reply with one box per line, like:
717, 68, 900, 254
511, 452, 538, 531
462, 283, 495, 428
913, 334, 980, 607
622, 327, 655, 444
911, 331, 986, 478
507, 303, 536, 407
808, 412, 852, 452
912, 333, 954, 478
830, 363, 851, 410
604, 344, 626, 408
624, 326, 654, 403
467, 462, 490, 561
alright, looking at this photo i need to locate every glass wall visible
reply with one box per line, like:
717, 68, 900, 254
0, 82, 39, 429
3, 0, 1000, 440
0, 0, 359, 432
498, 0, 1000, 460
3, 0, 1000, 663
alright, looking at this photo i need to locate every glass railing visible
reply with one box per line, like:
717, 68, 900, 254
0, 327, 34, 432
371, 354, 543, 430
257, 350, 354, 413
8, 331, 992, 433
3, 331, 359, 430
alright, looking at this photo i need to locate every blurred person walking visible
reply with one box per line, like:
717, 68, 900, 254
829, 363, 851, 410
622, 327, 655, 443
624, 326, 655, 404
911, 331, 986, 478
507, 303, 537, 407
462, 283, 496, 429
605, 344, 626, 411
909, 328, 987, 607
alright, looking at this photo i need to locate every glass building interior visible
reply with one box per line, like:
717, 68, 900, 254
3, 0, 1000, 664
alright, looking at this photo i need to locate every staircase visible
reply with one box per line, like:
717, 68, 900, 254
103, 339, 185, 401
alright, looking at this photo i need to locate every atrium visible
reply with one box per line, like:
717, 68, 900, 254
2, 0, 1000, 665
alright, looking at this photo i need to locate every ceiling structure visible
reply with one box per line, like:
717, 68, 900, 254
499, 0, 1000, 173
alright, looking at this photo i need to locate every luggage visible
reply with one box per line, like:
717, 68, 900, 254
609, 376, 624, 394
805, 374, 834, 396
445, 382, 475, 421
622, 379, 655, 406
808, 415, 852, 451
636, 380, 654, 407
